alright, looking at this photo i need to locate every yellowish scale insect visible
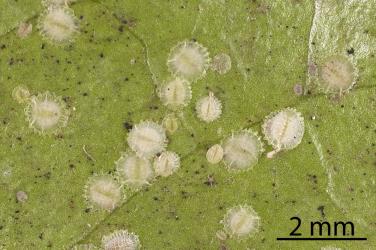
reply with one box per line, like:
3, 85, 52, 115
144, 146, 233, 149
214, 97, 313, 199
215, 230, 227, 241
84, 174, 123, 212
116, 152, 154, 189
153, 151, 180, 177
162, 114, 179, 135
222, 130, 264, 171
39, 6, 79, 43
206, 144, 223, 164
211, 53, 232, 75
127, 121, 167, 159
221, 205, 261, 239
24, 91, 70, 134
158, 78, 192, 109
167, 40, 210, 81
262, 108, 304, 158
12, 85, 31, 104
101, 230, 141, 250
195, 92, 222, 123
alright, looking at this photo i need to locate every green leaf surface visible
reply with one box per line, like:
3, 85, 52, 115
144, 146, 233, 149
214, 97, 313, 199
0, 0, 375, 249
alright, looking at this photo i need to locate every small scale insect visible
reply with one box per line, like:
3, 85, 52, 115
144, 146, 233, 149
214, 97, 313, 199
16, 191, 28, 203
102, 230, 141, 250
162, 114, 179, 134
211, 53, 232, 74
153, 151, 180, 177
221, 205, 261, 239
158, 78, 192, 109
39, 6, 79, 43
116, 152, 154, 189
167, 40, 210, 81
196, 92, 222, 123
308, 61, 317, 76
127, 121, 167, 159
293, 84, 303, 96
215, 230, 227, 241
222, 130, 264, 171
24, 91, 70, 134
84, 174, 123, 212
317, 55, 357, 94
206, 144, 223, 164
17, 23, 32, 38
262, 108, 304, 158
12, 85, 30, 104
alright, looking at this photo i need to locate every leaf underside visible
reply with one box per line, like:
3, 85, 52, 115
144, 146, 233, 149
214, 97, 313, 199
0, 0, 375, 249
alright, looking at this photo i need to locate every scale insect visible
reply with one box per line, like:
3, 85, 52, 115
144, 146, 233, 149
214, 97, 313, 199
12, 85, 31, 104
221, 205, 261, 239
84, 174, 123, 212
262, 108, 304, 158
116, 152, 154, 189
153, 151, 180, 177
127, 121, 167, 159
206, 144, 223, 164
195, 92, 222, 123
158, 78, 192, 109
162, 114, 179, 134
24, 91, 70, 134
211, 53, 231, 74
38, 6, 79, 43
167, 40, 210, 81
102, 230, 141, 250
317, 55, 357, 95
222, 129, 264, 171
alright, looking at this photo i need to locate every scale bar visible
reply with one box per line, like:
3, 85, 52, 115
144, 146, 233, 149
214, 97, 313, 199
277, 237, 367, 241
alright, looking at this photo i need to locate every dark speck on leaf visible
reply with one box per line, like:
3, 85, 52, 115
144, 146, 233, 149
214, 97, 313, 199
317, 205, 325, 217
123, 122, 133, 131
204, 175, 216, 186
181, 191, 189, 199
347, 47, 355, 55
